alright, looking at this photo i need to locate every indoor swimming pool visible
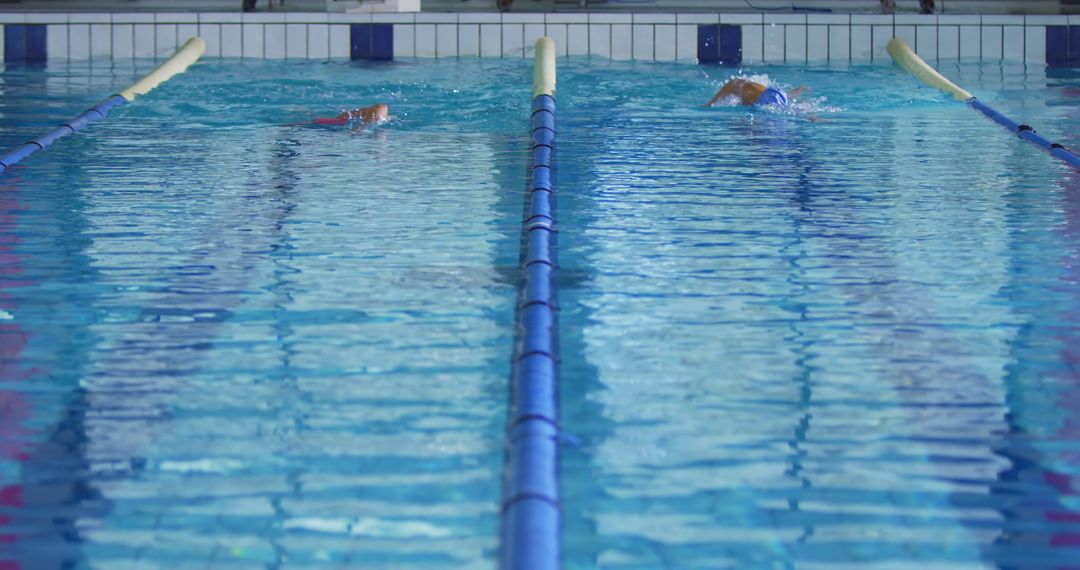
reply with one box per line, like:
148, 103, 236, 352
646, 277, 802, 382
0, 55, 1078, 568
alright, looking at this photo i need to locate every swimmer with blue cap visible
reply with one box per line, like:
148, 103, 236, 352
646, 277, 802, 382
705, 78, 807, 108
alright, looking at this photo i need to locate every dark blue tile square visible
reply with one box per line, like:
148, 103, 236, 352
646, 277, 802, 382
1070, 25, 1080, 65
350, 24, 371, 60
26, 25, 46, 62
1047, 25, 1068, 65
4, 24, 26, 62
718, 24, 741, 65
372, 23, 393, 60
698, 24, 719, 63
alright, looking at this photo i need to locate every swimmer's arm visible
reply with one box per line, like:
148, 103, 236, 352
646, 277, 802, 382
788, 86, 809, 99
705, 81, 740, 107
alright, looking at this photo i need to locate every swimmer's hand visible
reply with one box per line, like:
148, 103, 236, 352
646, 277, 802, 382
789, 86, 809, 99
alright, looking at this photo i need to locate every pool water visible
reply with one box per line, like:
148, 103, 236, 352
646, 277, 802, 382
0, 56, 1077, 569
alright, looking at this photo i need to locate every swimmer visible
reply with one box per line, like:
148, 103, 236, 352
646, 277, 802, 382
705, 78, 808, 108
311, 103, 390, 127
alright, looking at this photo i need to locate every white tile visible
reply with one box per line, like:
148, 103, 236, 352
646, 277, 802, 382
460, 13, 500, 24
501, 23, 522, 57
113, 24, 134, 59
1003, 26, 1023, 62
480, 24, 501, 57
197, 23, 219, 57
915, 26, 937, 60
197, 13, 241, 24
286, 23, 306, 58
937, 26, 958, 59
850, 25, 872, 60
370, 14, 413, 24
156, 24, 177, 56
243, 13, 285, 23
785, 24, 806, 62
27, 14, 67, 24
632, 24, 653, 60
68, 13, 110, 24
655, 24, 675, 61
765, 14, 805, 25
524, 23, 545, 55
675, 24, 696, 61
959, 26, 979, 59
416, 23, 436, 57
807, 25, 827, 62
1025, 15, 1067, 25
1025, 26, 1045, 63
589, 24, 610, 58
286, 12, 328, 23
546, 13, 585, 24
503, 13, 543, 24
308, 24, 329, 59
611, 24, 631, 60
807, 14, 848, 25
741, 24, 763, 63
894, 25, 915, 49
895, 14, 935, 25
392, 23, 413, 57
720, 13, 761, 25
828, 25, 849, 61
47, 24, 68, 60
872, 25, 891, 62
568, 24, 588, 56
1071, 14, 1080, 24
415, 13, 456, 24
329, 24, 349, 59
763, 23, 784, 62
178, 23, 198, 46
156, 12, 197, 23
590, 14, 631, 24
980, 25, 1001, 60
634, 14, 674, 24
0, 26, 4, 60
69, 24, 90, 60
328, 13, 370, 24
0, 14, 25, 24
677, 14, 716, 25
545, 23, 566, 57
852, 14, 892, 25
222, 24, 243, 57
939, 15, 979, 25
264, 23, 285, 58
459, 23, 479, 57
983, 15, 1022, 25
436, 24, 457, 58
242, 23, 263, 58
90, 23, 110, 59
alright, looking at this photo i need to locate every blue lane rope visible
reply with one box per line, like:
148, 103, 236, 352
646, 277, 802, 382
0, 94, 127, 174
500, 92, 560, 570
967, 98, 1080, 170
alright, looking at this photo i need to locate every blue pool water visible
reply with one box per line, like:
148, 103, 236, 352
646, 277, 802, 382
0, 56, 1077, 568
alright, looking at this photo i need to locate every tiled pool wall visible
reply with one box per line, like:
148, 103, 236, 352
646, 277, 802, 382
1, 12, 1079, 64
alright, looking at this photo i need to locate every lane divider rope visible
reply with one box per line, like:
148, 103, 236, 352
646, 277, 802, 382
887, 37, 1080, 170
0, 37, 206, 174
500, 36, 560, 570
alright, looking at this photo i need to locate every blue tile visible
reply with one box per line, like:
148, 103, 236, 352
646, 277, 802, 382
1046, 25, 1068, 65
4, 24, 26, 62
372, 23, 392, 61
26, 25, 46, 62
1070, 26, 1080, 65
697, 24, 719, 63
350, 23, 371, 60
718, 24, 741, 65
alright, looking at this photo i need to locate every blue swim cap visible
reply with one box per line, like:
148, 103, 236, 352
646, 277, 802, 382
755, 86, 789, 107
